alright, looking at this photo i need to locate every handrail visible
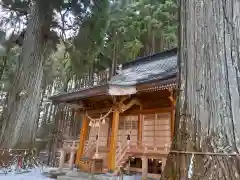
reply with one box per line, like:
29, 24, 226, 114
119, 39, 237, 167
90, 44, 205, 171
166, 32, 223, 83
82, 140, 96, 157
116, 142, 128, 162
115, 140, 171, 167
62, 139, 79, 148
83, 140, 89, 151
116, 140, 133, 166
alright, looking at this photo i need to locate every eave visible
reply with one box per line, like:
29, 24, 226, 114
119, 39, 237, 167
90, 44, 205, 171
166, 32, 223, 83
137, 75, 177, 92
49, 85, 109, 103
49, 76, 177, 104
49, 84, 137, 103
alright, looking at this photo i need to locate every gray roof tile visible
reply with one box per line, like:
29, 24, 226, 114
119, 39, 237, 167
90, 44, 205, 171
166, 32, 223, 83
109, 54, 177, 86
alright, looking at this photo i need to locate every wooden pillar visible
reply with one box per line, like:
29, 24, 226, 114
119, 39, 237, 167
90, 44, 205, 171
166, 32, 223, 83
168, 88, 176, 140
171, 109, 175, 139
106, 116, 112, 148
69, 150, 76, 169
59, 149, 65, 171
69, 141, 76, 169
142, 156, 148, 180
108, 110, 120, 171
75, 112, 88, 165
138, 114, 143, 143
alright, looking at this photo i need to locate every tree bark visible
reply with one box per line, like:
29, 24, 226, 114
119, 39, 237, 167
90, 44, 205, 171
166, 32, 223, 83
162, 0, 240, 179
0, 1, 49, 148
0, 56, 7, 81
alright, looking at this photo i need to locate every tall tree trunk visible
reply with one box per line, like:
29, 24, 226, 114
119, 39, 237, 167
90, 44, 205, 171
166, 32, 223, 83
36, 88, 45, 130
0, 1, 50, 148
111, 37, 117, 78
163, 0, 240, 179
0, 56, 7, 81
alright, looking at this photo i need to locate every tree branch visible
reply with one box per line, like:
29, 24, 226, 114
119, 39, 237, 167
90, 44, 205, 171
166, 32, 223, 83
0, 2, 29, 16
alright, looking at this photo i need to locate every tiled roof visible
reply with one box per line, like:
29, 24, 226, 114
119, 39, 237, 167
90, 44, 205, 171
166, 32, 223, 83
109, 49, 177, 86
49, 48, 178, 102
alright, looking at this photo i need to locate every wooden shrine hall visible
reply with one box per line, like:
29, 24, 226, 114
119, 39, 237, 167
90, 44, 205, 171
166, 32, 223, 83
49, 48, 177, 179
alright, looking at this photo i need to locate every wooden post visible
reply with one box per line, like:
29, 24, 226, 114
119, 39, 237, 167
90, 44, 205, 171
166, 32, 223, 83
107, 116, 112, 148
168, 89, 176, 140
171, 109, 175, 140
59, 149, 65, 171
93, 121, 101, 159
75, 112, 88, 165
138, 114, 143, 143
69, 141, 76, 169
108, 110, 120, 171
142, 156, 148, 180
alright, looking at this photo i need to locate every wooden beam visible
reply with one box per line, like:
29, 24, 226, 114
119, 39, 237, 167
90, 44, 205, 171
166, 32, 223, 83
168, 88, 176, 139
120, 98, 141, 112
75, 112, 89, 166
119, 96, 130, 104
108, 110, 120, 171
138, 113, 143, 142
171, 109, 175, 139
122, 107, 173, 116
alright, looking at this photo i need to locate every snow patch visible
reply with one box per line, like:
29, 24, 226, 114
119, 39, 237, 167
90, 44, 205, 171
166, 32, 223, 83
0, 169, 54, 180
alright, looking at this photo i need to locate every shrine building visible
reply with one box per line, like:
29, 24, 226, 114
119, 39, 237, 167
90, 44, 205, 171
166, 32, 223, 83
49, 48, 177, 179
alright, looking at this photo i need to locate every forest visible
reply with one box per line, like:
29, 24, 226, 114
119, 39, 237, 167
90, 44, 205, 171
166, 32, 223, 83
0, 0, 177, 148
1, 0, 240, 179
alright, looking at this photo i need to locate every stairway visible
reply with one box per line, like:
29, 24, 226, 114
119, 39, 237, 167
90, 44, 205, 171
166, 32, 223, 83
117, 150, 134, 168
82, 140, 96, 158
116, 142, 139, 169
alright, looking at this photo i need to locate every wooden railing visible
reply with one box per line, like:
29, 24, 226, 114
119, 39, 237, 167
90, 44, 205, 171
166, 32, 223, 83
66, 70, 110, 93
116, 141, 128, 165
62, 139, 79, 149
116, 140, 134, 167
115, 140, 171, 168
82, 140, 96, 157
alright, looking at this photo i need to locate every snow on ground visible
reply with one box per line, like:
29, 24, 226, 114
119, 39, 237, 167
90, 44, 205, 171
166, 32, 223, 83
0, 169, 54, 180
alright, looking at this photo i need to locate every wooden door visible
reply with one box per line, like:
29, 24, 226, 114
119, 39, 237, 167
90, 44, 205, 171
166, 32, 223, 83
118, 115, 138, 144
88, 122, 109, 147
99, 122, 109, 147
88, 126, 98, 142
142, 113, 171, 148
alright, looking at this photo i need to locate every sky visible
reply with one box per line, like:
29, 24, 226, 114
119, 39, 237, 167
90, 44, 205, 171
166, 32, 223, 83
0, 5, 75, 40
0, 5, 26, 38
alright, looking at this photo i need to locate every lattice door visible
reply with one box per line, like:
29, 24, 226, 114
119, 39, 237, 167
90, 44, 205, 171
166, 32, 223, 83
142, 113, 171, 147
99, 122, 109, 147
88, 122, 109, 147
118, 115, 138, 144
88, 126, 98, 142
